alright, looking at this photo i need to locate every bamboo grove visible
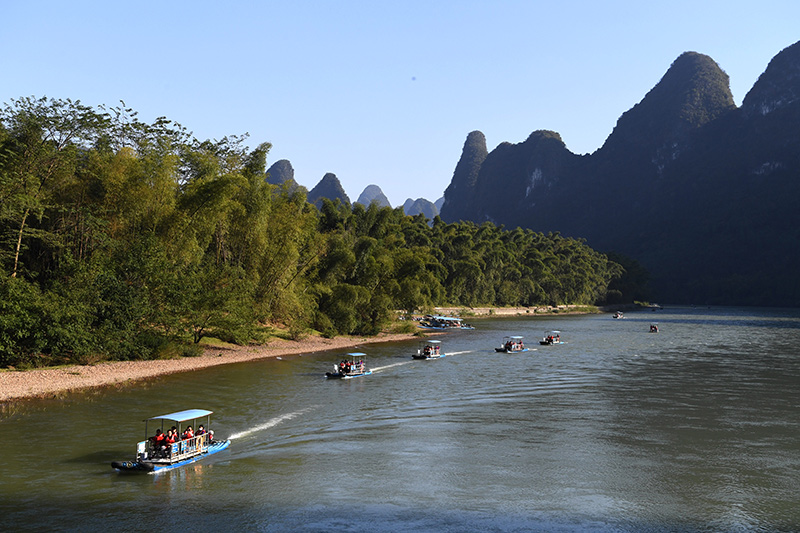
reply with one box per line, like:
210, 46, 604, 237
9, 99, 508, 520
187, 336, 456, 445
0, 97, 640, 367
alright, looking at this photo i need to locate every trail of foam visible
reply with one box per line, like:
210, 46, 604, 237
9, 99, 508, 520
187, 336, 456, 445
228, 407, 314, 440
371, 361, 412, 373
445, 350, 473, 356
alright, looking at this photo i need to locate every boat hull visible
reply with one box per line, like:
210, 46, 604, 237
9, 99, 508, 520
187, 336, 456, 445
112, 439, 230, 473
412, 354, 446, 360
418, 325, 474, 331
325, 370, 373, 379
495, 347, 529, 353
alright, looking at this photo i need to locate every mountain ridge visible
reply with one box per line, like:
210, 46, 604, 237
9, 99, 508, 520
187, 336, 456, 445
439, 40, 800, 306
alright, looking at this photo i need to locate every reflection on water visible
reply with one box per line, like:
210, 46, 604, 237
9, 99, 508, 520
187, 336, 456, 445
2, 306, 800, 531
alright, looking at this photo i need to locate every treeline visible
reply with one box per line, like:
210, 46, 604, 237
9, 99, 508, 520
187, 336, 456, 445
0, 97, 640, 368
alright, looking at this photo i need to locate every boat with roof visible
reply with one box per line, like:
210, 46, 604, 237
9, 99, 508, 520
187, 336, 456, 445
326, 352, 372, 379
111, 408, 230, 473
495, 335, 529, 352
539, 330, 564, 345
418, 315, 475, 330
413, 339, 445, 359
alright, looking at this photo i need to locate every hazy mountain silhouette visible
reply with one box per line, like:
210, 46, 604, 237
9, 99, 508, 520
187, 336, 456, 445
439, 41, 800, 306
356, 185, 391, 208
307, 172, 351, 209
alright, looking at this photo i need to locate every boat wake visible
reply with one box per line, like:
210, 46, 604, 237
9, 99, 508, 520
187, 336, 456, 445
371, 361, 412, 373
446, 350, 473, 356
228, 408, 315, 441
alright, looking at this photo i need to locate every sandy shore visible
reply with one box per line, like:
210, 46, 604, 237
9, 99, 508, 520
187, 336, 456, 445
0, 332, 415, 402
0, 306, 598, 402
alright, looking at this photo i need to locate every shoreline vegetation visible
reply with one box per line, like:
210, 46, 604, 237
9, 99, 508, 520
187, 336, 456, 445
0, 305, 598, 402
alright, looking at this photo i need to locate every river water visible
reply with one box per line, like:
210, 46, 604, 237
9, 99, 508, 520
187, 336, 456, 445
1, 307, 799, 532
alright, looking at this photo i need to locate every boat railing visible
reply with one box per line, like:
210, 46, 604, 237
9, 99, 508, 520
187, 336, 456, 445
145, 433, 210, 462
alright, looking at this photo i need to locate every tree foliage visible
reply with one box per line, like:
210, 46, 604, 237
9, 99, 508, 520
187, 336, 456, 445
0, 98, 642, 367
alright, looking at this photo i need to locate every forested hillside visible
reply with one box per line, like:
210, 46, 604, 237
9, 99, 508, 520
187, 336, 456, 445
0, 97, 634, 367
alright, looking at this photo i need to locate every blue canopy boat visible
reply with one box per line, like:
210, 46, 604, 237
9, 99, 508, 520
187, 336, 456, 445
496, 335, 529, 352
418, 315, 475, 330
326, 353, 372, 379
111, 409, 230, 473
413, 339, 446, 359
540, 330, 564, 345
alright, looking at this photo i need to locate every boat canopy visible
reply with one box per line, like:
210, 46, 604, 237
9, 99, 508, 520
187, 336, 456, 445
507, 335, 524, 340
346, 352, 366, 358
146, 409, 213, 423
423, 340, 442, 345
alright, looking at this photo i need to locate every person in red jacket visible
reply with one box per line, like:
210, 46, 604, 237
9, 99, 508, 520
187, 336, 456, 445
150, 429, 165, 456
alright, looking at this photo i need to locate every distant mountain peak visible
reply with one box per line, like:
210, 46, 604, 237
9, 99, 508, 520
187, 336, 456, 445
403, 197, 438, 219
439, 130, 488, 222
600, 51, 735, 157
356, 185, 391, 208
742, 40, 800, 116
307, 172, 350, 208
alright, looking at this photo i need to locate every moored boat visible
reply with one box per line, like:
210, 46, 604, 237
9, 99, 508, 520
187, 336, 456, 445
413, 339, 445, 359
418, 315, 475, 330
539, 330, 564, 345
496, 335, 529, 353
326, 352, 372, 379
111, 409, 230, 473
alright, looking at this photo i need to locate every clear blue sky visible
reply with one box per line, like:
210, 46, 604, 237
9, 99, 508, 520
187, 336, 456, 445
3, 1, 798, 207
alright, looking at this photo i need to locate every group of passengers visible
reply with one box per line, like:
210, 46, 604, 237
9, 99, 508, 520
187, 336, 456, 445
422, 344, 441, 356
504, 340, 524, 351
149, 424, 213, 457
339, 359, 365, 375
544, 333, 560, 344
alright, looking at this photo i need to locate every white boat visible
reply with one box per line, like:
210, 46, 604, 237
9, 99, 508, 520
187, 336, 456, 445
496, 335, 529, 353
540, 330, 564, 345
650, 323, 659, 333
418, 315, 475, 330
613, 311, 624, 319
111, 409, 230, 473
413, 339, 445, 359
326, 352, 372, 379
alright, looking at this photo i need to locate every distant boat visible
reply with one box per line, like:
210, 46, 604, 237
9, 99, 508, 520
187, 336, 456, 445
413, 339, 445, 359
540, 330, 564, 345
418, 315, 475, 330
495, 335, 529, 353
613, 311, 624, 319
111, 409, 230, 473
326, 352, 372, 379
650, 323, 659, 333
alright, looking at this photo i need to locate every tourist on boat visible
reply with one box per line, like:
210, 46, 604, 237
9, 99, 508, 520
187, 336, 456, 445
208, 430, 214, 443
196, 425, 206, 436
183, 426, 194, 440
150, 429, 164, 446
150, 429, 165, 455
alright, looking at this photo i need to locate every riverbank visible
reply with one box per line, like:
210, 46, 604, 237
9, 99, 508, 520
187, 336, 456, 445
433, 304, 601, 316
0, 332, 415, 402
0, 305, 605, 402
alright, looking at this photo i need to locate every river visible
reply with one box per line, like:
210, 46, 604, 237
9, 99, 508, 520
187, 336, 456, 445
1, 306, 799, 532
